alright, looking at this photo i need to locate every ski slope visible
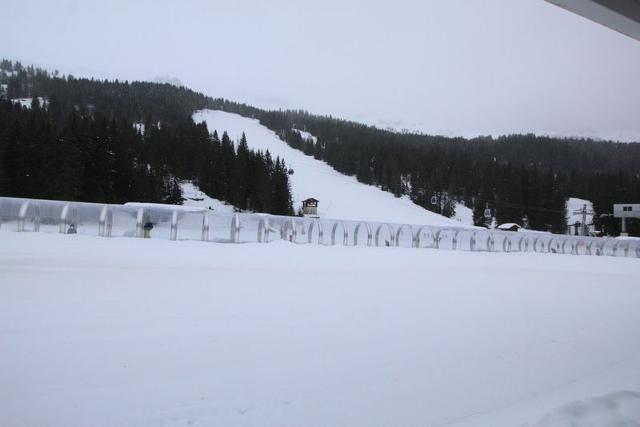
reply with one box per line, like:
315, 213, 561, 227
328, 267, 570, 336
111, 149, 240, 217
180, 181, 235, 214
2, 231, 640, 427
193, 110, 469, 227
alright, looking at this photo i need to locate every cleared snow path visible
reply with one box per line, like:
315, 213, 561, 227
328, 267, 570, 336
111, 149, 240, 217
193, 110, 466, 226
2, 232, 640, 427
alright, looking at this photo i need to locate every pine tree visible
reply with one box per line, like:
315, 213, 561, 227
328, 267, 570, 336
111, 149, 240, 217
232, 132, 250, 209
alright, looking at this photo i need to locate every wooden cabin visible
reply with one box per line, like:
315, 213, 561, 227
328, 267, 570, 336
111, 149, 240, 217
302, 198, 319, 216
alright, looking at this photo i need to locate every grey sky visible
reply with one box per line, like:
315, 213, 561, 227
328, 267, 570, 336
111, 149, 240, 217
2, 0, 640, 140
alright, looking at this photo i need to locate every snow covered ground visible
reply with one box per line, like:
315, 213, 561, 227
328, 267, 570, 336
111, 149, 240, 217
293, 128, 317, 143
2, 231, 640, 427
180, 181, 235, 214
10, 97, 47, 109
453, 202, 473, 225
133, 122, 145, 135
193, 110, 469, 227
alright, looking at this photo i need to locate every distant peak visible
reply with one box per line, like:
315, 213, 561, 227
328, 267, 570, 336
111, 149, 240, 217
153, 75, 183, 87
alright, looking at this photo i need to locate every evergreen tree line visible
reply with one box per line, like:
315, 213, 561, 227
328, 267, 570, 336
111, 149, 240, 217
182, 128, 293, 214
0, 61, 293, 215
2, 59, 638, 234
209, 105, 640, 235
0, 98, 174, 204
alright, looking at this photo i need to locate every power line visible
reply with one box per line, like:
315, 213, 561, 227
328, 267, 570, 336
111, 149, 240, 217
472, 197, 565, 214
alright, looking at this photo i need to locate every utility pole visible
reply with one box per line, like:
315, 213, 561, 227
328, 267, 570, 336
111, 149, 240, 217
572, 204, 594, 236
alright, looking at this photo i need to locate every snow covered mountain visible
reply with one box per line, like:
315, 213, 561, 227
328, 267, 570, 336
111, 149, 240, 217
193, 109, 472, 227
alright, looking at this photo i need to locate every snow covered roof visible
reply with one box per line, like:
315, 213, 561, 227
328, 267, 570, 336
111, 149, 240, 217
497, 223, 521, 230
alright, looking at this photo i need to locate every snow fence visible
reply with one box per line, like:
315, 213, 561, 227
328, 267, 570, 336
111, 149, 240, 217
1, 196, 638, 258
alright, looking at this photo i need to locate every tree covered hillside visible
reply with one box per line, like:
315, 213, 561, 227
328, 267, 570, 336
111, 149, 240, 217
1, 59, 639, 234
215, 103, 640, 235
0, 60, 293, 215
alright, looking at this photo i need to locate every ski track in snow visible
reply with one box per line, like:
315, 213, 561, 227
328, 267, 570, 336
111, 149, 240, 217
193, 109, 470, 227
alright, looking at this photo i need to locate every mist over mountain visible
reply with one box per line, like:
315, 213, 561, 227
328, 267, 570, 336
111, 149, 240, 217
3, 0, 640, 141
153, 75, 184, 88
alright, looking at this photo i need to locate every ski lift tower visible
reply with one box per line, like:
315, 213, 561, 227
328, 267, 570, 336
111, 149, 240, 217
483, 202, 493, 228
614, 203, 640, 236
572, 204, 594, 236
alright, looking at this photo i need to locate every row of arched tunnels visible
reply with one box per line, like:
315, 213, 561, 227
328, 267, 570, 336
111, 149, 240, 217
2, 196, 639, 258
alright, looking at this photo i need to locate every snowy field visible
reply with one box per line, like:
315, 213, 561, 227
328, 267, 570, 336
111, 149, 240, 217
2, 231, 640, 427
193, 110, 471, 227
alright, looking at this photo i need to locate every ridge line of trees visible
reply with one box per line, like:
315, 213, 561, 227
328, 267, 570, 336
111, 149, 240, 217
1, 59, 638, 234
0, 60, 293, 215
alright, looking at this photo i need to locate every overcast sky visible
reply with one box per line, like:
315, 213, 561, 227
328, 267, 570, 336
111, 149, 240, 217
2, 0, 640, 140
